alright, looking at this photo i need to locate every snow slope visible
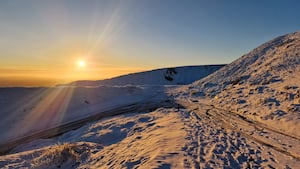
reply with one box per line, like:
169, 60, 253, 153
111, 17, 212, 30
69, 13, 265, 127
68, 65, 224, 86
177, 30, 300, 137
1, 108, 299, 168
0, 85, 167, 144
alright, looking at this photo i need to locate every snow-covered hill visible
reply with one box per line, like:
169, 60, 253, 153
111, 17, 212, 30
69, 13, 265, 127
68, 65, 224, 86
178, 30, 300, 137
1, 32, 300, 169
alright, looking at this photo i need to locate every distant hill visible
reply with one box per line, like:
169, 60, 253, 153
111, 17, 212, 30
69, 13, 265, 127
67, 65, 225, 87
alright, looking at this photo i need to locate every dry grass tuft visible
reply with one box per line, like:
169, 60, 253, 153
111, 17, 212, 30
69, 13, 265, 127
31, 143, 83, 168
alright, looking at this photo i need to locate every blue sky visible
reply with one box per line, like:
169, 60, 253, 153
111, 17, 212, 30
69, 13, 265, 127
122, 0, 300, 65
0, 0, 300, 85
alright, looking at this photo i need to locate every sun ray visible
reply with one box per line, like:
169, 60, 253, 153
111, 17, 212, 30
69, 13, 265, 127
12, 87, 76, 138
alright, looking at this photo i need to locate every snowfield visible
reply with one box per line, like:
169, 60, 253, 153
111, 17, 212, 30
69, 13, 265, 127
0, 85, 167, 145
1, 31, 300, 168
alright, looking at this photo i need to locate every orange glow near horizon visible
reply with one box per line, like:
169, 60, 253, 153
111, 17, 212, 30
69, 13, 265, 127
0, 0, 156, 87
0, 65, 149, 87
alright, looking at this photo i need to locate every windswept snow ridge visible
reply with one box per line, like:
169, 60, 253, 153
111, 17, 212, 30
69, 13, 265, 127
67, 65, 224, 86
178, 30, 300, 137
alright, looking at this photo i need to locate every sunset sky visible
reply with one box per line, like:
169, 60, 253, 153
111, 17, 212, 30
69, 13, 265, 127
1, 0, 300, 86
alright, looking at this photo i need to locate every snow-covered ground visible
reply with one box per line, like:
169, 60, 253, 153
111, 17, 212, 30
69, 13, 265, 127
0, 85, 167, 145
1, 31, 300, 168
1, 108, 299, 168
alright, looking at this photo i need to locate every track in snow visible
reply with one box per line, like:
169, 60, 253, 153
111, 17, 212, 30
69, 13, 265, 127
181, 108, 266, 168
178, 99, 300, 165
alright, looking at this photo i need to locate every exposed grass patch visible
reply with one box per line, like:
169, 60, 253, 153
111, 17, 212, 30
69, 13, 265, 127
31, 143, 83, 168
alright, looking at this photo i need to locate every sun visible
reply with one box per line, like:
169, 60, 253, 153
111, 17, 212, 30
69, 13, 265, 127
77, 60, 86, 67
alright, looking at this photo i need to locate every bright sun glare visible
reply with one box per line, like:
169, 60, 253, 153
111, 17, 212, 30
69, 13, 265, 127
77, 60, 86, 67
